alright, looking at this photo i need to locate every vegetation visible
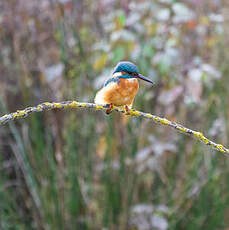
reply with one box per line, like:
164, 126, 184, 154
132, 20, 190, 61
0, 0, 229, 229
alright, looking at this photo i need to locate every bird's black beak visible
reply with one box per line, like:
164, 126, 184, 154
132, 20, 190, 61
138, 74, 154, 85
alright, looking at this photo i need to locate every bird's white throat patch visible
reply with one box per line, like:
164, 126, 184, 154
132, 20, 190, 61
127, 78, 136, 82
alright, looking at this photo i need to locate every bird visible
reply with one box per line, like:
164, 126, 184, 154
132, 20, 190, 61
94, 61, 154, 114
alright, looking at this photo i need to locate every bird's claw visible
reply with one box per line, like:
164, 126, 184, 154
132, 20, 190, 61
105, 104, 130, 115
106, 103, 113, 115
125, 105, 130, 115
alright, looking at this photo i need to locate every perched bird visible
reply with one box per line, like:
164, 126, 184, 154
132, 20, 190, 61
94, 61, 154, 114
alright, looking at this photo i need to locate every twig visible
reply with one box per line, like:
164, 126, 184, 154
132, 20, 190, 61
0, 100, 228, 155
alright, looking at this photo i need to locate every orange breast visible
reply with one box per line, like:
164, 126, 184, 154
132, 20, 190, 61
103, 78, 139, 106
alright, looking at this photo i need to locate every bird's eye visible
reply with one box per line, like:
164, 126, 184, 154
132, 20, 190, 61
132, 72, 138, 77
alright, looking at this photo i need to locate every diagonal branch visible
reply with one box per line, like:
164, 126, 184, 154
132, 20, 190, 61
0, 100, 228, 155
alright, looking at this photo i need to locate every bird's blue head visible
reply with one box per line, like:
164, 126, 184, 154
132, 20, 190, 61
113, 61, 139, 75
113, 61, 154, 84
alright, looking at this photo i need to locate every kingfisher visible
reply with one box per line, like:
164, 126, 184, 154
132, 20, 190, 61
94, 61, 154, 114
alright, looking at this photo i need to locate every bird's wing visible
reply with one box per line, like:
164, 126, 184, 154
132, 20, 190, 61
104, 77, 120, 87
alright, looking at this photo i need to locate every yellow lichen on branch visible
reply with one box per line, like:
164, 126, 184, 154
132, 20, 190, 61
0, 100, 228, 155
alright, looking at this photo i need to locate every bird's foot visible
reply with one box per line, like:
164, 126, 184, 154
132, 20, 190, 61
125, 105, 130, 115
106, 103, 113, 115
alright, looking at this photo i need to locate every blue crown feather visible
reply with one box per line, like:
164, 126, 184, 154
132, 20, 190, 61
113, 61, 139, 74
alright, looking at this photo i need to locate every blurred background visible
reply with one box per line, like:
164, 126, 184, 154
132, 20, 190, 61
0, 0, 229, 229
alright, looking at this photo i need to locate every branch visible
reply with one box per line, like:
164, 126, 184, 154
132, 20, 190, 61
0, 101, 228, 155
